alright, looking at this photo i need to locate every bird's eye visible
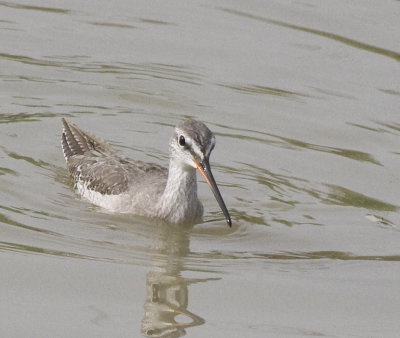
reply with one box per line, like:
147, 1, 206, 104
178, 135, 186, 146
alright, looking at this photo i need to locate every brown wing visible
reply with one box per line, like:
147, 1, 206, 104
61, 118, 115, 158
61, 118, 167, 195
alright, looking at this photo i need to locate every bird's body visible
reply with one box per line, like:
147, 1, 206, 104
61, 118, 231, 226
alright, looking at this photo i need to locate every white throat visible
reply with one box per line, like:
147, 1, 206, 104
157, 160, 203, 224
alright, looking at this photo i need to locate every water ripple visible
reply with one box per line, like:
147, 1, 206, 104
0, 1, 71, 14
215, 124, 381, 165
219, 7, 400, 62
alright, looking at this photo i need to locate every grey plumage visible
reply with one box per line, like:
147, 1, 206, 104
61, 118, 231, 226
62, 118, 166, 195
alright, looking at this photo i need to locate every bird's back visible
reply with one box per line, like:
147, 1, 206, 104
61, 118, 168, 213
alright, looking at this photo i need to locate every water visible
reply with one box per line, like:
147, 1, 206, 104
1, 0, 400, 337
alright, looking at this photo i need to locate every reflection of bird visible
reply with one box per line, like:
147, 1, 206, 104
141, 222, 215, 337
142, 272, 205, 337
61, 118, 231, 226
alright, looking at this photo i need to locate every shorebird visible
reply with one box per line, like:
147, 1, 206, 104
61, 118, 231, 227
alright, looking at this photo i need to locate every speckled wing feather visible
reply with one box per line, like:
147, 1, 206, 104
61, 118, 168, 195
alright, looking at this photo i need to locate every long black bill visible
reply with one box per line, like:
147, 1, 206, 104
195, 159, 232, 227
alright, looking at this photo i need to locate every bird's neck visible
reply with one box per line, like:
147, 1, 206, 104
157, 160, 202, 224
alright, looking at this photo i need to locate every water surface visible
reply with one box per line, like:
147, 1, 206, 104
1, 0, 400, 337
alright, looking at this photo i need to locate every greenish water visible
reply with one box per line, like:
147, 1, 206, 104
1, 0, 400, 337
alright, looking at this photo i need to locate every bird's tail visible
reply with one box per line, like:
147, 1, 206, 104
61, 118, 114, 161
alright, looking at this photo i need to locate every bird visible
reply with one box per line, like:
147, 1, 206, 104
61, 118, 232, 227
